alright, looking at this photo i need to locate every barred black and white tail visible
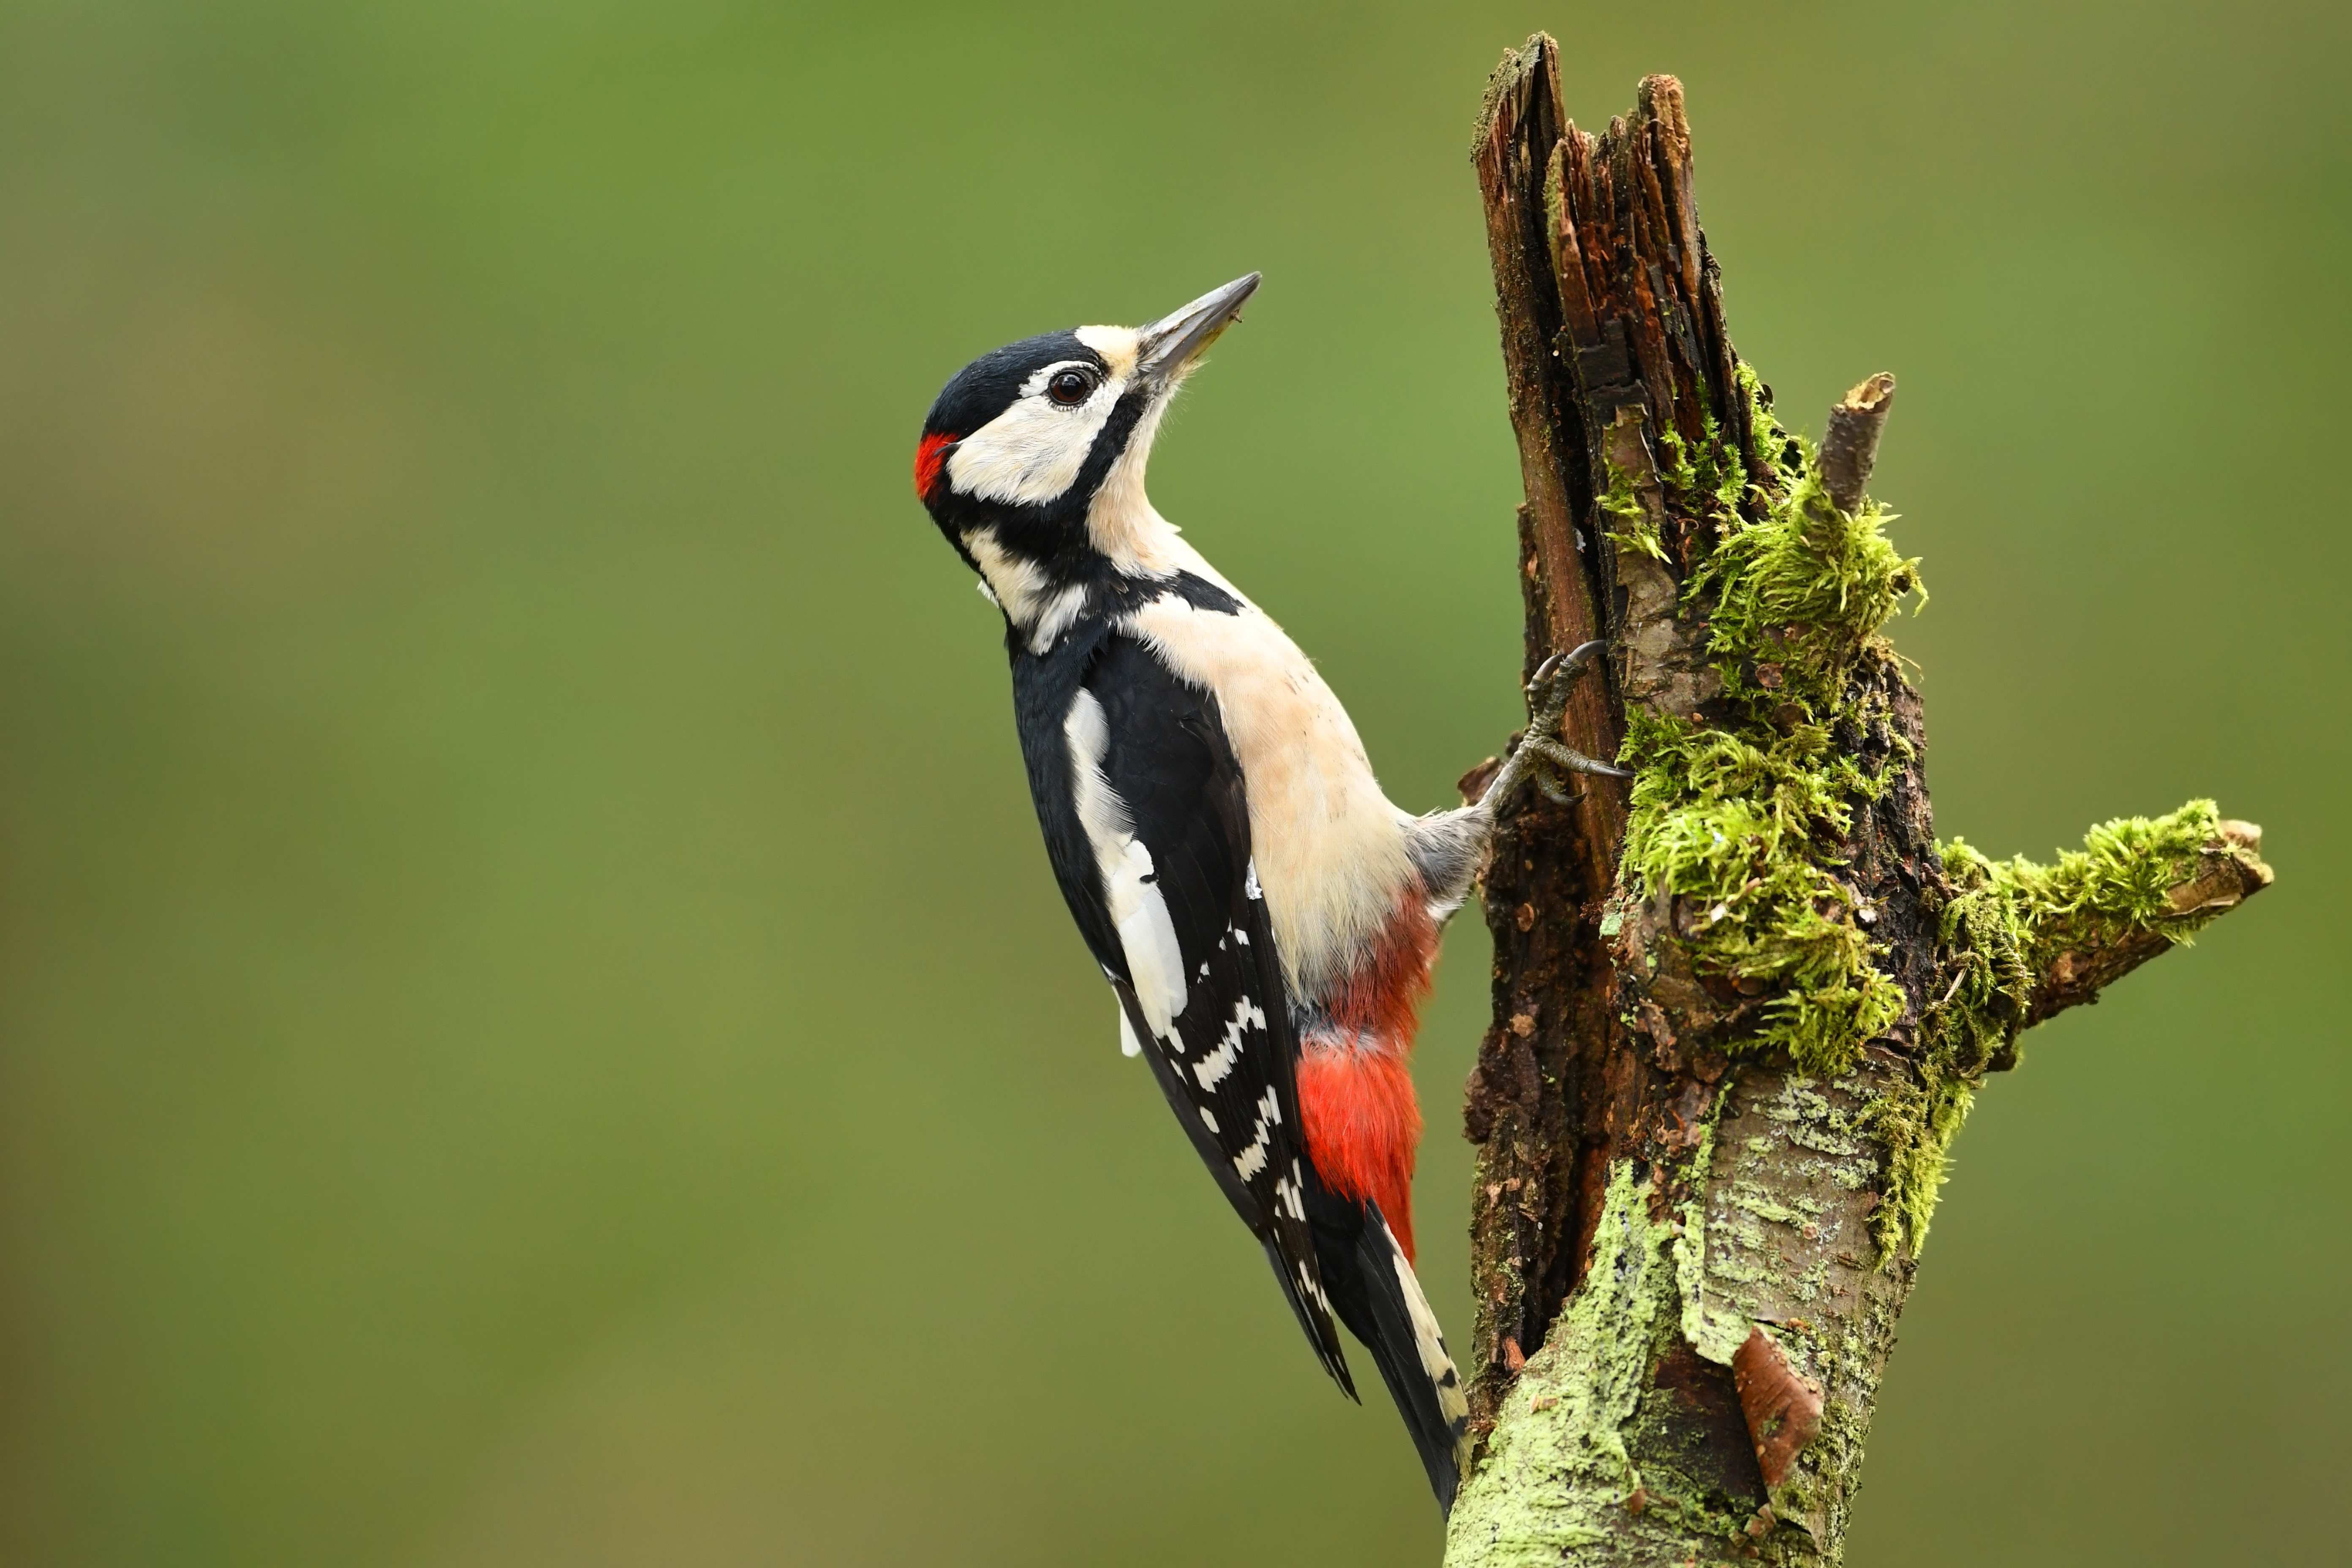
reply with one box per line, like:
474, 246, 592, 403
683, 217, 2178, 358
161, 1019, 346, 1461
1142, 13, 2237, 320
1310, 1195, 1472, 1513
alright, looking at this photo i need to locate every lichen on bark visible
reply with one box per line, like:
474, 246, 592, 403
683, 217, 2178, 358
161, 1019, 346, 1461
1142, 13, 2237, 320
1449, 37, 2270, 1566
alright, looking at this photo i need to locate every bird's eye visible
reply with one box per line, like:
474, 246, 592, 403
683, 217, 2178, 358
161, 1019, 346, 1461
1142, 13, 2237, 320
1046, 368, 1097, 406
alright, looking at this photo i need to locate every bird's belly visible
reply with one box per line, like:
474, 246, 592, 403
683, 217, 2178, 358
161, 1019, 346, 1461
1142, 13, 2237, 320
1123, 594, 1412, 1001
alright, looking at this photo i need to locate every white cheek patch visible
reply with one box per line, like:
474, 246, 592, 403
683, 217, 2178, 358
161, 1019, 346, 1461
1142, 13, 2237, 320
1066, 689, 1188, 1037
945, 361, 1125, 507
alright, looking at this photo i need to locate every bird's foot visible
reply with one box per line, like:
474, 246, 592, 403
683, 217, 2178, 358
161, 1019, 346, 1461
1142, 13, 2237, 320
1480, 641, 1632, 811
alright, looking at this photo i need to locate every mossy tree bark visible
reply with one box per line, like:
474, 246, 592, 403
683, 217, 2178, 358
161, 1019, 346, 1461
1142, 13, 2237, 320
1446, 38, 2271, 1566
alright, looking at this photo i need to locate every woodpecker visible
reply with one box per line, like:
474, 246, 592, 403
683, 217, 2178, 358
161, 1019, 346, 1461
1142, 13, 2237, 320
912, 274, 1621, 1513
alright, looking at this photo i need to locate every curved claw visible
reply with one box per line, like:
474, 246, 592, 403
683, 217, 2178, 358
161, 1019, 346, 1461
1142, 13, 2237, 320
1486, 641, 1630, 811
1558, 639, 1607, 673
1525, 640, 1610, 712
1529, 736, 1635, 781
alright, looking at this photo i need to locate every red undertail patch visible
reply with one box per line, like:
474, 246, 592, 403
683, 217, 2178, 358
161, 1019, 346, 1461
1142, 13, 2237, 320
1297, 1045, 1424, 1263
1325, 895, 1438, 1044
1296, 891, 1446, 1262
912, 431, 955, 500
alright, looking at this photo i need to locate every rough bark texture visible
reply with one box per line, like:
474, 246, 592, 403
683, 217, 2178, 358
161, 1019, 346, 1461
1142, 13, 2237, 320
1445, 38, 2271, 1566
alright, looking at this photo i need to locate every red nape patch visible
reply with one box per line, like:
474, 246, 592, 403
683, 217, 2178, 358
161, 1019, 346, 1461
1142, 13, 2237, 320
912, 431, 955, 500
1297, 1044, 1424, 1263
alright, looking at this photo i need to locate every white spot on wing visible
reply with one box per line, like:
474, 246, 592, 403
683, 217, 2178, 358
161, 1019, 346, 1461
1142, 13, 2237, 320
1232, 1086, 1281, 1182
1192, 997, 1265, 1091
1118, 1005, 1142, 1059
1274, 1163, 1308, 1222
1296, 1260, 1334, 1318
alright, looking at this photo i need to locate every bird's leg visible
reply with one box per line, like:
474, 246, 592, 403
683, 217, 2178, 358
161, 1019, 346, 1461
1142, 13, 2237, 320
1407, 642, 1628, 929
1477, 640, 1631, 813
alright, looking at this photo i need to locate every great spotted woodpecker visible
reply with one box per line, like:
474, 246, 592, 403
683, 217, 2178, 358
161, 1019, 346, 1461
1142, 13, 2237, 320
912, 275, 1621, 1512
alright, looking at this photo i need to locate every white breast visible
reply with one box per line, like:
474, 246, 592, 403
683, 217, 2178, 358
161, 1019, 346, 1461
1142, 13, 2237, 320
1123, 555, 1411, 1002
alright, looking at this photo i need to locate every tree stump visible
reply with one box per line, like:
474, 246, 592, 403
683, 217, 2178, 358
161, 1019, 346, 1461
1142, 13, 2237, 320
1446, 37, 2270, 1565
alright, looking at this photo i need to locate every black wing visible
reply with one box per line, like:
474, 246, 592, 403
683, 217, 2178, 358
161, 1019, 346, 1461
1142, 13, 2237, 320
1016, 628, 1352, 1394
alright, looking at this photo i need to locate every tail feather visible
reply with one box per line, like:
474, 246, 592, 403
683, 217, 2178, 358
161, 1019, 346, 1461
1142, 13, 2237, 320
1258, 1230, 1359, 1403
1315, 1196, 1471, 1514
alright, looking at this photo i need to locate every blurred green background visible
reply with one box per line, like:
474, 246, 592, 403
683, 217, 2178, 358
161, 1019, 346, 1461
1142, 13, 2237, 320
0, 1, 2343, 1563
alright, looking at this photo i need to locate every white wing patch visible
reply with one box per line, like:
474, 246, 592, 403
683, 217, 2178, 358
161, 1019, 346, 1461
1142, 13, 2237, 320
1108, 838, 1186, 1036
1119, 1005, 1143, 1059
1066, 689, 1189, 1038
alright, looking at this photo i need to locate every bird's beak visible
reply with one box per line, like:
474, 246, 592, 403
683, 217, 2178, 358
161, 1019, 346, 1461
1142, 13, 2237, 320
1135, 272, 1260, 386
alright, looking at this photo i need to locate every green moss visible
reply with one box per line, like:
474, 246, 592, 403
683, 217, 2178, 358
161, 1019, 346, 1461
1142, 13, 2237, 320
1654, 415, 1748, 543
1944, 799, 2233, 970
1693, 469, 1923, 711
1866, 800, 2235, 1257
1859, 1071, 1973, 1260
1620, 708, 1906, 1074
1735, 359, 1793, 477
1615, 389, 1922, 1076
1598, 455, 1666, 562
